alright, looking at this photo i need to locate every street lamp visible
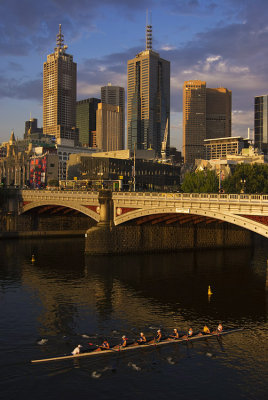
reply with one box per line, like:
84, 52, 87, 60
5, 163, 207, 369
240, 178, 246, 194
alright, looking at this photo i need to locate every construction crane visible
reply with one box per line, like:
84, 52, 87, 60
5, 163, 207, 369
161, 118, 169, 162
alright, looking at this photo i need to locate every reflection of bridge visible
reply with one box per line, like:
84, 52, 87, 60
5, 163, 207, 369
19, 190, 268, 238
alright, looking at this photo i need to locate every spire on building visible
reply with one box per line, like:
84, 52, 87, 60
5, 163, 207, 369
57, 24, 64, 49
146, 11, 152, 50
9, 130, 16, 145
55, 24, 68, 53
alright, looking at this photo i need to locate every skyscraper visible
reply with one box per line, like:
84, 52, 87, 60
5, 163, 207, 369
255, 95, 268, 154
183, 80, 232, 164
43, 25, 77, 142
127, 23, 170, 156
96, 103, 123, 151
101, 84, 125, 149
206, 88, 232, 140
183, 80, 206, 164
76, 98, 100, 147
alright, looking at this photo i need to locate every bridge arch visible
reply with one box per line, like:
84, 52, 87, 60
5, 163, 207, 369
115, 206, 268, 238
21, 200, 100, 222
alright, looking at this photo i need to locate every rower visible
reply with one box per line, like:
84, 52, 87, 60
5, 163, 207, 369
121, 335, 127, 348
137, 332, 146, 345
155, 329, 162, 343
212, 323, 223, 334
203, 325, 210, 334
72, 344, 82, 355
168, 328, 179, 340
182, 328, 193, 339
101, 339, 110, 349
93, 339, 110, 352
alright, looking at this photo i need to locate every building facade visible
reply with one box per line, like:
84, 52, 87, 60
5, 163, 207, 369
255, 95, 268, 154
183, 80, 206, 164
101, 84, 125, 148
67, 155, 180, 191
96, 103, 123, 152
43, 25, 77, 142
206, 88, 232, 139
76, 98, 100, 147
204, 137, 250, 160
127, 24, 170, 156
183, 80, 232, 164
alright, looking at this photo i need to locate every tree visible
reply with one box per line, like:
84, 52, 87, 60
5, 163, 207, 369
181, 170, 218, 193
222, 164, 268, 194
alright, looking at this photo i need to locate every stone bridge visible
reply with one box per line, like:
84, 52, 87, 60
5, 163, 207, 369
19, 189, 268, 238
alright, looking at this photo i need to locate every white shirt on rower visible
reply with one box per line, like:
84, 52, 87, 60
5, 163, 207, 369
72, 345, 82, 355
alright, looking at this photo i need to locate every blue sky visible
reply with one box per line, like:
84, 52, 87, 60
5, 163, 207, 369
0, 0, 267, 150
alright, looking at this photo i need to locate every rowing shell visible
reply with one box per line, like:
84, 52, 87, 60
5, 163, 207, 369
31, 328, 243, 364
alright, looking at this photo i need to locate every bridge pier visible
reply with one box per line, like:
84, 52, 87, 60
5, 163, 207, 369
85, 199, 252, 255
85, 190, 117, 254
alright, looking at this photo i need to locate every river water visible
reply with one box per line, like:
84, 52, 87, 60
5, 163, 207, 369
0, 237, 267, 400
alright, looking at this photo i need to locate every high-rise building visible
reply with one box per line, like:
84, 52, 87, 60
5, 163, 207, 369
76, 98, 100, 147
183, 80, 232, 164
24, 118, 43, 138
255, 95, 268, 154
96, 103, 123, 151
101, 84, 125, 149
43, 25, 77, 142
127, 23, 170, 156
206, 88, 232, 140
183, 80, 206, 164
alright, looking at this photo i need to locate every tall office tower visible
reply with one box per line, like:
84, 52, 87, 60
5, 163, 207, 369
76, 98, 100, 147
43, 25, 77, 142
206, 88, 232, 139
127, 22, 170, 156
255, 95, 268, 154
183, 81, 232, 164
183, 80, 206, 164
96, 103, 123, 151
101, 83, 125, 149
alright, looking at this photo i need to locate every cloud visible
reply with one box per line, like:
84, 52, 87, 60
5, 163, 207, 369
0, 0, 154, 56
160, 45, 177, 51
0, 76, 42, 101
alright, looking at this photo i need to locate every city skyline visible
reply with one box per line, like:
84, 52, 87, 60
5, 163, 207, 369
0, 0, 267, 150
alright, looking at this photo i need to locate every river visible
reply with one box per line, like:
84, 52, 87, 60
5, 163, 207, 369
0, 237, 267, 400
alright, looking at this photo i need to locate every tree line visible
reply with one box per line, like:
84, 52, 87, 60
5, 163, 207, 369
181, 164, 268, 194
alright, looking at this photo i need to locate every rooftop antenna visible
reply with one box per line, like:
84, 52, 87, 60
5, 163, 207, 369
146, 10, 152, 50
56, 24, 64, 49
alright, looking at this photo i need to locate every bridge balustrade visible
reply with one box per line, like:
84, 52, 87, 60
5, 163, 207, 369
112, 192, 268, 204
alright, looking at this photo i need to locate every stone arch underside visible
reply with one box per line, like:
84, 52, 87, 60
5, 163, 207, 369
21, 201, 100, 222
115, 206, 268, 238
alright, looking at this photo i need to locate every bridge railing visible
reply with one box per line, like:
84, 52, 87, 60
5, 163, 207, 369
112, 192, 268, 203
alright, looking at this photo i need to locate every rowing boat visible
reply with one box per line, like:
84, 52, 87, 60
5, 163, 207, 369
31, 328, 243, 364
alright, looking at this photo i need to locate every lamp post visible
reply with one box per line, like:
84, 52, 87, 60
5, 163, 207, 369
240, 178, 246, 194
133, 142, 136, 192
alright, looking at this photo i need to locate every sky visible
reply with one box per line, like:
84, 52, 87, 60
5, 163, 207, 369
0, 0, 267, 151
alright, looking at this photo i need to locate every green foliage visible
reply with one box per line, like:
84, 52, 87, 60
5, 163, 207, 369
222, 164, 268, 194
181, 170, 219, 193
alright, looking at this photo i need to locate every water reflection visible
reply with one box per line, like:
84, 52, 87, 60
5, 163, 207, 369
0, 237, 268, 400
0, 237, 267, 338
